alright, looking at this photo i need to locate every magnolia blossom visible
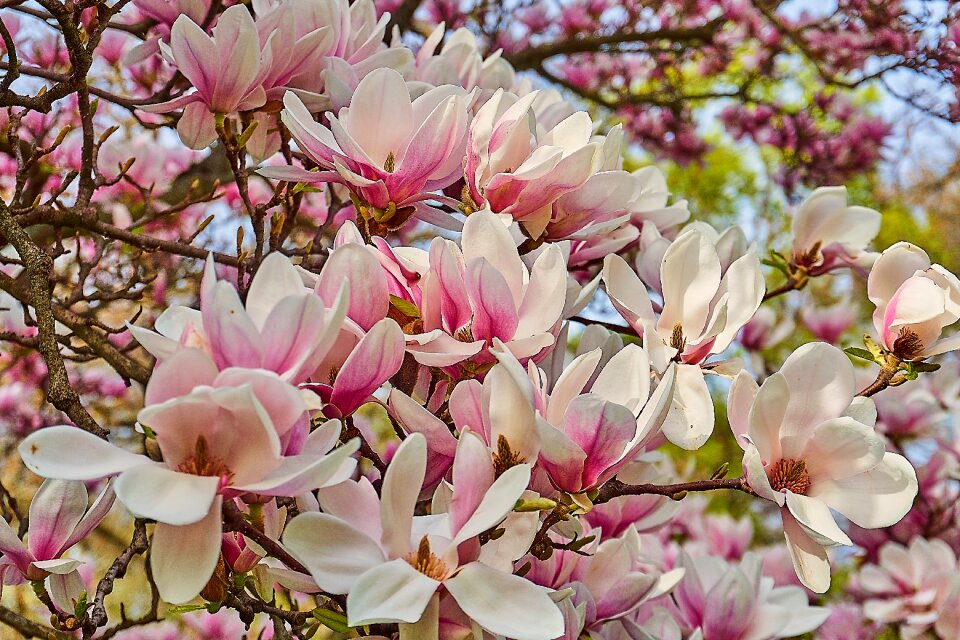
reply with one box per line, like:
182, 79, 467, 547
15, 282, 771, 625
0, 479, 114, 612
19, 378, 359, 603
603, 226, 764, 449
528, 345, 677, 495
858, 537, 960, 639
465, 89, 605, 238
728, 342, 918, 592
283, 433, 565, 639
413, 25, 518, 100
315, 209, 570, 371
129, 253, 347, 385
790, 186, 881, 275
632, 553, 830, 640
143, 6, 273, 149
390, 351, 541, 490
263, 68, 473, 231
867, 242, 960, 360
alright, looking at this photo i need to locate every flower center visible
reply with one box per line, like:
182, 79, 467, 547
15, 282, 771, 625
767, 458, 811, 494
492, 434, 525, 477
892, 327, 925, 360
177, 436, 233, 479
404, 536, 450, 581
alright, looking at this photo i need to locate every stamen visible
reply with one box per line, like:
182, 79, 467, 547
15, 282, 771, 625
404, 536, 450, 581
767, 458, 811, 495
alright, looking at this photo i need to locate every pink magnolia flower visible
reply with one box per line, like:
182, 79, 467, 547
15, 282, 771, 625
727, 343, 918, 592
126, 0, 212, 63
390, 350, 541, 490
254, 0, 412, 110
867, 242, 960, 360
0, 479, 115, 612
603, 226, 764, 449
262, 68, 473, 232
129, 253, 347, 385
282, 433, 564, 639
585, 463, 680, 538
858, 537, 960, 639
143, 5, 274, 149
633, 552, 830, 640
414, 26, 519, 101
19, 381, 359, 604
464, 89, 606, 239
791, 186, 881, 275
315, 209, 571, 372
800, 299, 857, 344
529, 345, 677, 495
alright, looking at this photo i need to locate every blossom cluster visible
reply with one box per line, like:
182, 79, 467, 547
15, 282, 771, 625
0, 1, 958, 639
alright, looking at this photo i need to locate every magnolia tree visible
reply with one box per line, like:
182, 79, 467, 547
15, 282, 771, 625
0, 1, 958, 639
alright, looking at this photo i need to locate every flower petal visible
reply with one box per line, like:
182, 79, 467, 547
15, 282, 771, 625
347, 559, 439, 626
150, 496, 223, 604
283, 512, 385, 594
445, 562, 564, 640
115, 465, 220, 526
19, 427, 146, 480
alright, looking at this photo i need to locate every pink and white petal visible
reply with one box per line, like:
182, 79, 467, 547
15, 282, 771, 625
46, 570, 86, 614
213, 368, 306, 436
399, 593, 440, 640
61, 481, 115, 551
515, 245, 568, 337
784, 492, 852, 547
660, 364, 714, 450
380, 434, 427, 558
202, 282, 264, 370
780, 508, 831, 593
444, 562, 564, 640
348, 561, 439, 626
547, 349, 602, 425
144, 347, 219, 406
19, 427, 146, 480
405, 331, 484, 367
168, 15, 217, 98
465, 258, 520, 343
209, 5, 261, 111
317, 244, 389, 332
800, 417, 885, 482
591, 344, 651, 415
389, 389, 459, 458
176, 102, 217, 150
316, 478, 383, 541
151, 496, 223, 604
601, 254, 656, 331
330, 318, 405, 416
448, 431, 496, 535
0, 518, 31, 571
282, 512, 385, 594
727, 370, 759, 447
449, 379, 487, 443
115, 465, 219, 526
536, 418, 587, 493
234, 438, 359, 496
742, 444, 779, 504
127, 324, 179, 360
776, 343, 857, 458
245, 252, 311, 329
748, 372, 789, 464
453, 463, 530, 544
809, 452, 918, 529
462, 210, 526, 307
27, 480, 87, 561
342, 68, 414, 166
657, 231, 721, 340
31, 558, 81, 575
484, 357, 540, 462
564, 396, 636, 477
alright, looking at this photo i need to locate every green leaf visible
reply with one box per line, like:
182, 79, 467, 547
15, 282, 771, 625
389, 295, 421, 320
910, 361, 941, 373
167, 604, 208, 614
313, 608, 351, 633
844, 347, 876, 363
